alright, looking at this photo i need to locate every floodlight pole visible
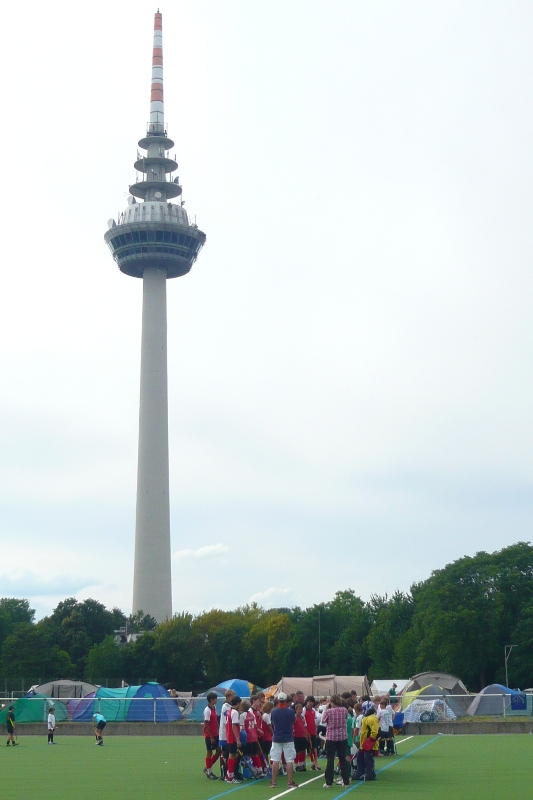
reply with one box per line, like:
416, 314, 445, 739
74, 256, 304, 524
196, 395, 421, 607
504, 644, 518, 689
318, 610, 321, 671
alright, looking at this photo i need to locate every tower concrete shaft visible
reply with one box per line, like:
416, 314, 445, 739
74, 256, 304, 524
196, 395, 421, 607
104, 11, 206, 622
132, 266, 172, 621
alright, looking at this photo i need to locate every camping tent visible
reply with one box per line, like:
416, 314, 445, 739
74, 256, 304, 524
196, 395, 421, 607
403, 672, 468, 695
70, 682, 182, 722
28, 680, 97, 699
400, 683, 471, 722
273, 675, 371, 698
204, 679, 255, 698
467, 684, 528, 716
400, 685, 460, 722
0, 694, 69, 724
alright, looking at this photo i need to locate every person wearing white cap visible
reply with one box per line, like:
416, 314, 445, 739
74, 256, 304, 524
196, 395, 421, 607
269, 693, 298, 789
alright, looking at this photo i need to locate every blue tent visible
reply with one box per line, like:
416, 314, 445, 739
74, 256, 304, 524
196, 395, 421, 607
206, 678, 254, 697
70, 682, 182, 722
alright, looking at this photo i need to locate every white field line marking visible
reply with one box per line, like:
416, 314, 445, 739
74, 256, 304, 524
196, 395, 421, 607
268, 739, 415, 800
269, 772, 323, 798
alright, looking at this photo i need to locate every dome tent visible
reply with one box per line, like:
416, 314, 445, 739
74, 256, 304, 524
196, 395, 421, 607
467, 684, 527, 716
28, 680, 97, 700
401, 684, 469, 722
70, 682, 182, 722
0, 694, 69, 724
205, 679, 255, 697
403, 672, 468, 695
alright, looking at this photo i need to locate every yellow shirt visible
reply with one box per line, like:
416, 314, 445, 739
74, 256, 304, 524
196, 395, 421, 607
359, 714, 380, 751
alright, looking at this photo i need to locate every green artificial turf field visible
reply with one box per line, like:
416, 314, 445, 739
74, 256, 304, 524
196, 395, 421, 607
2, 733, 532, 800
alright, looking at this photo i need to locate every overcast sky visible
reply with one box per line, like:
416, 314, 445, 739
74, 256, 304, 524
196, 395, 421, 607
0, 0, 532, 620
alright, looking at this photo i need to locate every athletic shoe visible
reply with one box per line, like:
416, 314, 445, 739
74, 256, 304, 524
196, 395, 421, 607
323, 783, 333, 788
269, 784, 277, 789
97, 741, 104, 746
206, 773, 218, 780
287, 782, 298, 788
203, 767, 208, 774
12, 743, 19, 746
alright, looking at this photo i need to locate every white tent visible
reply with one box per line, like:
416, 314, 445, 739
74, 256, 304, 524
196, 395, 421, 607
275, 675, 370, 698
403, 697, 457, 723
370, 679, 409, 696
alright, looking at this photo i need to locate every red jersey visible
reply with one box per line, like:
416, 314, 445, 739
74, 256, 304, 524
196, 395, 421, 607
203, 705, 218, 738
293, 713, 307, 738
226, 708, 240, 744
253, 708, 264, 738
262, 712, 273, 742
244, 710, 258, 743
305, 707, 317, 735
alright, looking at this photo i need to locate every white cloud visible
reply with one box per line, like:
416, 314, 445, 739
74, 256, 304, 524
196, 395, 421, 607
248, 587, 291, 605
172, 543, 229, 561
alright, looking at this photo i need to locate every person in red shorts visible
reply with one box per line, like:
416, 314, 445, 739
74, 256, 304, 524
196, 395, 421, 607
225, 695, 243, 784
305, 696, 320, 770
203, 692, 220, 780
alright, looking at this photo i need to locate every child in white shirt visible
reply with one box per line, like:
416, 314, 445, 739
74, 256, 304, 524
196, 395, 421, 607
47, 707, 56, 744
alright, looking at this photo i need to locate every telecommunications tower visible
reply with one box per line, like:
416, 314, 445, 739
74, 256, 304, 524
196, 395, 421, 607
104, 11, 206, 622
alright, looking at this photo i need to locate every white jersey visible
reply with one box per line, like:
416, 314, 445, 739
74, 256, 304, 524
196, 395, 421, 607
377, 706, 393, 731
219, 701, 231, 741
47, 713, 56, 730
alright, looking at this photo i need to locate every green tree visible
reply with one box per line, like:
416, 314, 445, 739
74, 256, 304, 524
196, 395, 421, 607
410, 552, 501, 689
365, 592, 414, 679
193, 605, 262, 689
41, 598, 127, 675
128, 610, 158, 633
242, 610, 291, 687
0, 624, 74, 683
0, 598, 35, 650
86, 635, 125, 684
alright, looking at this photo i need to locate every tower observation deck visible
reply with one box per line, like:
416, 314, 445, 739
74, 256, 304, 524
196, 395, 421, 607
104, 11, 206, 622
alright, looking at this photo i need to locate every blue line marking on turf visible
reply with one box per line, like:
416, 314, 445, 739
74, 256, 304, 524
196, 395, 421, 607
207, 778, 264, 800
335, 735, 441, 797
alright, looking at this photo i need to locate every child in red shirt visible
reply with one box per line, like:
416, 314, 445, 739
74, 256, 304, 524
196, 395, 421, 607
293, 703, 310, 770
203, 692, 220, 779
305, 695, 320, 770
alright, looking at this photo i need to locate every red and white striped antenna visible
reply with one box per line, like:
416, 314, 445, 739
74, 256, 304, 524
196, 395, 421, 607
150, 10, 164, 130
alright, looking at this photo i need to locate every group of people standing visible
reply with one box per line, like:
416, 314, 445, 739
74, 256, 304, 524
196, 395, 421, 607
202, 687, 398, 787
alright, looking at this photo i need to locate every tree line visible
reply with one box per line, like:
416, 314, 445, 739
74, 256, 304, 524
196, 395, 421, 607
1, 542, 532, 694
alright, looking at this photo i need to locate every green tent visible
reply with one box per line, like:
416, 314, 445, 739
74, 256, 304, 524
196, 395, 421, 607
0, 694, 69, 724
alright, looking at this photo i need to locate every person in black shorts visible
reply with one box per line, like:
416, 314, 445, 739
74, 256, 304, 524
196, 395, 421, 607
6, 705, 18, 746
93, 712, 107, 745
